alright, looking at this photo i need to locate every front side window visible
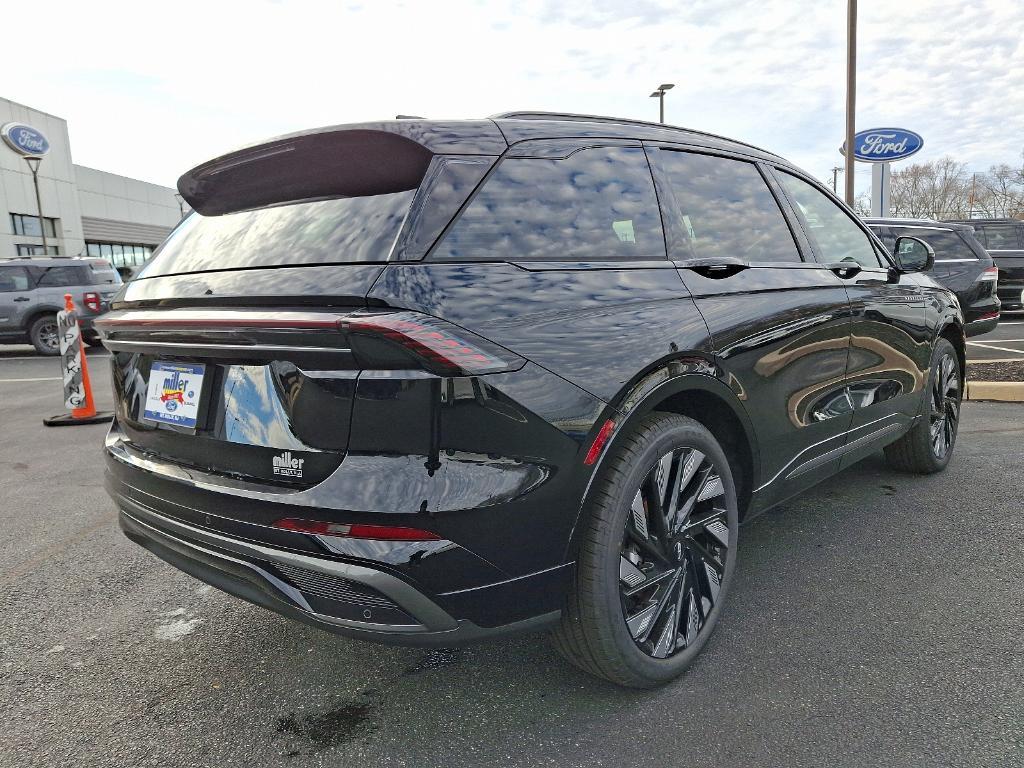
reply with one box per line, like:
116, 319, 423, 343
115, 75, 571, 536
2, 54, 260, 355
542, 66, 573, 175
432, 145, 664, 261
778, 172, 881, 268
0, 266, 31, 292
889, 228, 976, 261
138, 191, 415, 279
977, 224, 1021, 250
656, 150, 800, 263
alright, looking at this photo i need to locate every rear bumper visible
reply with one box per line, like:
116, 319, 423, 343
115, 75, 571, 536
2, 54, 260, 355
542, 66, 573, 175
117, 497, 560, 646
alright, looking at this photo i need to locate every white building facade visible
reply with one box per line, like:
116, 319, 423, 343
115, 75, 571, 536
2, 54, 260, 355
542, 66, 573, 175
0, 97, 183, 269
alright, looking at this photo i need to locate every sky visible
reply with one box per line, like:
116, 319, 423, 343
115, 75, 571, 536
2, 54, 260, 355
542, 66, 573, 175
2, 0, 1022, 196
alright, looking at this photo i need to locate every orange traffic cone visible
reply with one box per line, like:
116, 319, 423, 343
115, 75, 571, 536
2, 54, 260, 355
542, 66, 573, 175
43, 293, 114, 427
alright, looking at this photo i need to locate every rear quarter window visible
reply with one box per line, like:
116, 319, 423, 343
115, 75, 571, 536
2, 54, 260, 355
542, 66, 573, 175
889, 228, 977, 260
36, 265, 87, 287
431, 145, 665, 261
977, 224, 1022, 250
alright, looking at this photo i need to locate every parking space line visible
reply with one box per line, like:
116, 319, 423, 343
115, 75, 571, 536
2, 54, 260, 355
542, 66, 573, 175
0, 354, 109, 362
0, 377, 61, 382
966, 342, 1024, 355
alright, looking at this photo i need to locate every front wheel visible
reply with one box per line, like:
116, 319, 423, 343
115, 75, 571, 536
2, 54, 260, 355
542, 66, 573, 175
552, 413, 739, 688
884, 338, 961, 474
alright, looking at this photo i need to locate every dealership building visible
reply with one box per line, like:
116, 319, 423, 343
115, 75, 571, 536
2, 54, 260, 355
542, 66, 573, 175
0, 96, 184, 269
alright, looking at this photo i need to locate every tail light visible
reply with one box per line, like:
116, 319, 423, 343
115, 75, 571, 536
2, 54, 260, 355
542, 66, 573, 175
343, 311, 525, 376
978, 267, 998, 282
83, 292, 102, 313
273, 518, 441, 541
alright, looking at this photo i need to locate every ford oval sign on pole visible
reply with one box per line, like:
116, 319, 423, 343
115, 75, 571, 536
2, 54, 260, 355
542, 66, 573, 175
1, 122, 50, 157
840, 127, 923, 218
847, 128, 923, 163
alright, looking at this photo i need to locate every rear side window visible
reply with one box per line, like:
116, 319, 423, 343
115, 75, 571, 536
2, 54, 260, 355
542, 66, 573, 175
889, 228, 976, 260
431, 146, 664, 261
977, 224, 1021, 250
36, 265, 86, 287
138, 191, 415, 278
655, 150, 800, 263
0, 266, 31, 292
777, 172, 881, 268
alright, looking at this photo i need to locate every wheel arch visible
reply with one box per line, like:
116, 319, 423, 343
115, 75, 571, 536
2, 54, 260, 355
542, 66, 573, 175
23, 305, 62, 331
937, 320, 966, 387
564, 370, 760, 564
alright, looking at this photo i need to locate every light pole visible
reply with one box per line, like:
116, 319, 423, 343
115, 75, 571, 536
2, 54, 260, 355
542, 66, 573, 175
649, 84, 675, 124
844, 0, 857, 206
831, 166, 844, 194
23, 156, 47, 254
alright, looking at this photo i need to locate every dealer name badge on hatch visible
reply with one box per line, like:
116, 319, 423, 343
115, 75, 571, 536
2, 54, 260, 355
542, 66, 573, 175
143, 361, 206, 429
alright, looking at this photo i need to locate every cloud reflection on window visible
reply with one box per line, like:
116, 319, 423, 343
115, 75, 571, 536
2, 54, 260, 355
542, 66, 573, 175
433, 146, 664, 261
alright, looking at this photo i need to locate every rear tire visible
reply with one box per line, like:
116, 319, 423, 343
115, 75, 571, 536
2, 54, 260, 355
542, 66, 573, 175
884, 338, 961, 474
29, 315, 60, 356
552, 413, 739, 688
83, 335, 105, 349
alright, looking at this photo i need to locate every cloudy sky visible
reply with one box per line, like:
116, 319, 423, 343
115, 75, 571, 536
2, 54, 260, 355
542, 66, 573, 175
3, 0, 1022, 194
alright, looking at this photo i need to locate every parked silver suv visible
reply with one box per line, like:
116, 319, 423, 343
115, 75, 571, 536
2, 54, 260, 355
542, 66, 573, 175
0, 257, 121, 355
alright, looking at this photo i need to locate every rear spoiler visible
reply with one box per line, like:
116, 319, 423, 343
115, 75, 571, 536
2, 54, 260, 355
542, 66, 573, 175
177, 120, 507, 216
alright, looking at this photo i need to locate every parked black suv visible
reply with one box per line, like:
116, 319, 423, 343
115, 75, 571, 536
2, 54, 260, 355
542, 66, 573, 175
101, 114, 964, 687
943, 218, 1024, 312
0, 257, 121, 354
865, 218, 999, 335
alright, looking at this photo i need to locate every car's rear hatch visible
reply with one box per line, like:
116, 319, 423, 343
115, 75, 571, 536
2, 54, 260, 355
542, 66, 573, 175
99, 121, 505, 488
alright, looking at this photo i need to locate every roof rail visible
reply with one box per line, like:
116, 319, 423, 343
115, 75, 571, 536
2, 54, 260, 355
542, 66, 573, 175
490, 111, 781, 158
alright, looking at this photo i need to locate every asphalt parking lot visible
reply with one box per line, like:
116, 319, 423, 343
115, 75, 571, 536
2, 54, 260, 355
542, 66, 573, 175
1, 346, 1022, 768
968, 317, 1024, 361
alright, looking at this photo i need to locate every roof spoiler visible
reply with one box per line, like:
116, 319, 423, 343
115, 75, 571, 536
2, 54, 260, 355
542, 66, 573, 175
177, 120, 508, 216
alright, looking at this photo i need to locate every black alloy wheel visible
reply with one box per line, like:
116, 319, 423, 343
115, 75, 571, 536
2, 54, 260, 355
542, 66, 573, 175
552, 413, 739, 688
620, 447, 729, 659
929, 352, 960, 460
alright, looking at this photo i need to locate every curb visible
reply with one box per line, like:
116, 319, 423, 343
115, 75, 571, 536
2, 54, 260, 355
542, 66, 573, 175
965, 381, 1024, 402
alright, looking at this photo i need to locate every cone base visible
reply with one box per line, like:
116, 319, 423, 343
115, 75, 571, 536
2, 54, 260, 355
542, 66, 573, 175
43, 412, 115, 427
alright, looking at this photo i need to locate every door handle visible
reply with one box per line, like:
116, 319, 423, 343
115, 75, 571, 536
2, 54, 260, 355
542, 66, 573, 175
676, 257, 748, 279
826, 262, 863, 279
13, 297, 30, 302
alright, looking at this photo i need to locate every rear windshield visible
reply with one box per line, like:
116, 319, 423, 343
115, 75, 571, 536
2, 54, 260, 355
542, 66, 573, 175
88, 262, 122, 285
137, 191, 415, 278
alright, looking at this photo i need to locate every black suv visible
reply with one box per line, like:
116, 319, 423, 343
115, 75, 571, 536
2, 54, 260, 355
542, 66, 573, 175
944, 218, 1024, 312
101, 114, 964, 688
0, 257, 121, 354
865, 218, 999, 335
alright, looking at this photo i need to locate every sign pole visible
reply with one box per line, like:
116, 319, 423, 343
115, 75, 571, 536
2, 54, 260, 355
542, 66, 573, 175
870, 161, 891, 217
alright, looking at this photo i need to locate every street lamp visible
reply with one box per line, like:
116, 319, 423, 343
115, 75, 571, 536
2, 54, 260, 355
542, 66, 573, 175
649, 83, 675, 124
23, 156, 47, 255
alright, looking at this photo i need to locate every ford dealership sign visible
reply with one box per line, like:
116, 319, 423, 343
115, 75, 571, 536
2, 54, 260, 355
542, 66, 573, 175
844, 128, 923, 163
1, 122, 50, 157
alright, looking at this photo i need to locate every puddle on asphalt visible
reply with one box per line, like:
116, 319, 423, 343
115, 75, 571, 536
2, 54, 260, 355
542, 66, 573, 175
276, 703, 374, 748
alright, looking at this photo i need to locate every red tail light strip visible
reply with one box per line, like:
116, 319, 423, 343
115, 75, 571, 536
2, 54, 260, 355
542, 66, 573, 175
96, 309, 347, 330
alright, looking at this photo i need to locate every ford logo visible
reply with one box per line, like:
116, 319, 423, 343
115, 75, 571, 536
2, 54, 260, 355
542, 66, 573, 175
844, 128, 923, 163
1, 122, 50, 157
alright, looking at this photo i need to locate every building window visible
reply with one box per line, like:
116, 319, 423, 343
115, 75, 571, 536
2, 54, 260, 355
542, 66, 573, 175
16, 244, 60, 256
10, 213, 58, 238
85, 241, 154, 268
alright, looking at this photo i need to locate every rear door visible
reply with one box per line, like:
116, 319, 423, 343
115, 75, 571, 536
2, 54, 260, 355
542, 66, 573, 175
0, 265, 35, 333
646, 146, 855, 505
773, 170, 931, 467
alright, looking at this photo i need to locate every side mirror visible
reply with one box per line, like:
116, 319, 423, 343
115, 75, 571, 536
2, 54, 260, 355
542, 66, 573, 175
893, 236, 934, 273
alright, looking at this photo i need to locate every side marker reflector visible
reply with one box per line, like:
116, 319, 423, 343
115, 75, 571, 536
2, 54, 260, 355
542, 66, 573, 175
584, 419, 617, 465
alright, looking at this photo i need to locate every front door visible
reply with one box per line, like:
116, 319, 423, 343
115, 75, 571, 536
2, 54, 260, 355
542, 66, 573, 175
772, 170, 930, 470
646, 146, 855, 508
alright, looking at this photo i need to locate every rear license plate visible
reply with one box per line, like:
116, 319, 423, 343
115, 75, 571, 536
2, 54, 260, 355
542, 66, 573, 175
143, 361, 206, 429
